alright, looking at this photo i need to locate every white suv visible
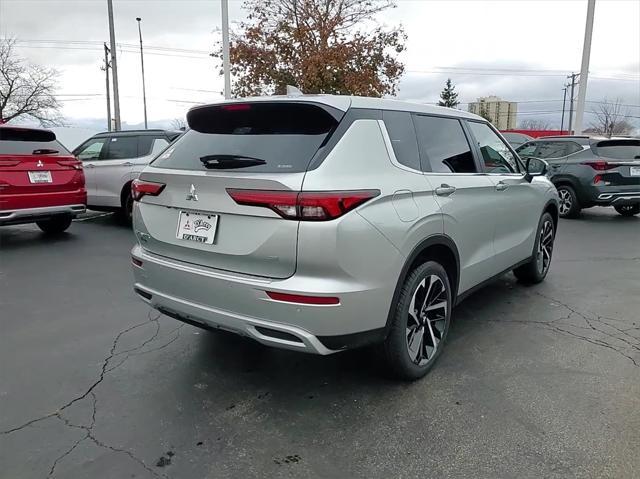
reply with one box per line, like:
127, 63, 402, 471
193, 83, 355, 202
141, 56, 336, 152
131, 96, 559, 380
73, 130, 180, 222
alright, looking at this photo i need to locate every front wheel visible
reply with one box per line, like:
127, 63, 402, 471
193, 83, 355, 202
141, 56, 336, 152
614, 204, 639, 217
380, 261, 452, 380
513, 212, 555, 284
36, 215, 73, 234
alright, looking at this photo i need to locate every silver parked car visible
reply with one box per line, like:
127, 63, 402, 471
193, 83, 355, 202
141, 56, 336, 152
131, 96, 559, 380
73, 130, 181, 222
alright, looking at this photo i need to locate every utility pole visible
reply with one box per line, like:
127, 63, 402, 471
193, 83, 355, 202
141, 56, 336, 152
102, 43, 112, 131
221, 0, 231, 99
107, 0, 121, 130
574, 0, 596, 134
567, 73, 579, 134
136, 17, 148, 129
560, 86, 567, 133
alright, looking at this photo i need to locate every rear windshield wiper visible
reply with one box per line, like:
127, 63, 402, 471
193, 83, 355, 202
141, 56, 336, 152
199, 154, 266, 169
33, 149, 59, 155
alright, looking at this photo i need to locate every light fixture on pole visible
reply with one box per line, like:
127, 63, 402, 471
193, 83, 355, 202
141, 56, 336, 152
136, 17, 148, 129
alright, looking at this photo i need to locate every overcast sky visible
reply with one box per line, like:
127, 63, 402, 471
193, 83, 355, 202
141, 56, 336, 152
1, 0, 639, 131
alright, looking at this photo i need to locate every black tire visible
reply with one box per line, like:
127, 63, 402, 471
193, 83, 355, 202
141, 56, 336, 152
614, 204, 640, 217
513, 212, 555, 284
36, 215, 72, 234
556, 184, 580, 218
120, 189, 134, 226
380, 261, 452, 381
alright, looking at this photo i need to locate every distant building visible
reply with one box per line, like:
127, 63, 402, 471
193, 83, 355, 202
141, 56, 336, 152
468, 96, 517, 130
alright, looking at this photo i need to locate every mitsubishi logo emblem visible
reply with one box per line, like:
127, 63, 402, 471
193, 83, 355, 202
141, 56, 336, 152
186, 184, 198, 201
36, 160, 44, 167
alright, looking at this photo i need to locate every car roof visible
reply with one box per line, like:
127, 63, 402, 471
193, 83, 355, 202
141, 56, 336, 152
192, 94, 483, 121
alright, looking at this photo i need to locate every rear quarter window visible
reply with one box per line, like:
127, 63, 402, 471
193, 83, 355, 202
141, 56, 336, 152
152, 102, 340, 173
382, 110, 420, 170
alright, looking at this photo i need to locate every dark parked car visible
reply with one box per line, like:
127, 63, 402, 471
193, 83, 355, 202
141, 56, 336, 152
502, 132, 533, 148
516, 136, 640, 218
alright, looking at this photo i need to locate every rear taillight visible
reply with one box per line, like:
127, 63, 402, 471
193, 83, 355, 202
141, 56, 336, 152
226, 189, 380, 221
57, 159, 83, 170
581, 160, 617, 171
265, 291, 340, 305
132, 179, 165, 201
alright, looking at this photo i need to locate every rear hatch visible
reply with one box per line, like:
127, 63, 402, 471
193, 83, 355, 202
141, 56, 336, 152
0, 127, 84, 210
588, 139, 640, 186
136, 101, 345, 278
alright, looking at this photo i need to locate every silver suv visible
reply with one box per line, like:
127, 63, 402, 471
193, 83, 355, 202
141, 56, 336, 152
131, 96, 559, 380
73, 130, 181, 222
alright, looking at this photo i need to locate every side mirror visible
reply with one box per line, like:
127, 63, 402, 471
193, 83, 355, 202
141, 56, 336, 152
524, 157, 548, 182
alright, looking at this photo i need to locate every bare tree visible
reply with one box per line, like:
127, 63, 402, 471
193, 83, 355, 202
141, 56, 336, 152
170, 118, 186, 130
589, 98, 632, 137
0, 37, 63, 126
518, 119, 551, 130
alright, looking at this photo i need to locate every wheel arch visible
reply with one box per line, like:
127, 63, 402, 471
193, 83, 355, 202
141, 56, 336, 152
543, 199, 559, 230
120, 180, 133, 209
383, 235, 460, 337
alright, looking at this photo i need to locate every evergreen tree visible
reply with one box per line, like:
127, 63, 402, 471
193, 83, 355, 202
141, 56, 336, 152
437, 78, 460, 108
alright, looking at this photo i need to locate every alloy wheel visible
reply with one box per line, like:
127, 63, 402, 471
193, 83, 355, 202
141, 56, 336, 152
558, 189, 572, 216
536, 219, 554, 275
406, 275, 448, 366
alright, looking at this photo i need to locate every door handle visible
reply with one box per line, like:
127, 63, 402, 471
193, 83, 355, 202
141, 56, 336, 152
435, 184, 456, 196
495, 181, 509, 191
84, 163, 95, 168
122, 162, 134, 166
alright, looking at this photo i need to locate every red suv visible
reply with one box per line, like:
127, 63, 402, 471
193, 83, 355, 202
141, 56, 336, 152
0, 126, 86, 233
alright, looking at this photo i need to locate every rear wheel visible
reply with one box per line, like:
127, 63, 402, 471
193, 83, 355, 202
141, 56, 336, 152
381, 261, 452, 380
556, 185, 580, 218
513, 212, 555, 284
36, 215, 72, 234
614, 204, 640, 217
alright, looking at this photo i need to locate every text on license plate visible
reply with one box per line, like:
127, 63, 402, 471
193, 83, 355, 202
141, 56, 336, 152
28, 171, 52, 183
630, 166, 640, 177
176, 211, 218, 244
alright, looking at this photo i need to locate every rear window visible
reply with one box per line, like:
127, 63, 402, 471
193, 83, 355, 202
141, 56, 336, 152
0, 128, 70, 155
593, 140, 640, 160
152, 102, 340, 173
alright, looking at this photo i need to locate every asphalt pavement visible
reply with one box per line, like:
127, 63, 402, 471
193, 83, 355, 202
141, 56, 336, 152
1, 208, 639, 478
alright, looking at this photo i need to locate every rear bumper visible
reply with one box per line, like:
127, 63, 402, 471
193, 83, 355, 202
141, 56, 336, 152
595, 191, 640, 206
131, 244, 394, 355
0, 204, 86, 225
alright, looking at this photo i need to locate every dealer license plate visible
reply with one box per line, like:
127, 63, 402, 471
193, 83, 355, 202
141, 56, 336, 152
28, 171, 52, 183
175, 211, 218, 244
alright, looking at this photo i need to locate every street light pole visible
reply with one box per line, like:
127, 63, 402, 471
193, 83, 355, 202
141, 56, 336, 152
574, 0, 596, 134
102, 43, 112, 131
107, 0, 121, 130
221, 0, 231, 99
136, 17, 148, 129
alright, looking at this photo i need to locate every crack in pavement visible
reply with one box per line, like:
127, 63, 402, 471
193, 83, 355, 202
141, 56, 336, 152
1, 309, 176, 478
459, 288, 639, 368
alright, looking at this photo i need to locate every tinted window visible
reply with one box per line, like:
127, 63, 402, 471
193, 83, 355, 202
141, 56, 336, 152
565, 142, 583, 155
104, 136, 139, 160
516, 142, 537, 157
138, 136, 154, 156
382, 110, 420, 170
593, 140, 640, 160
413, 115, 476, 173
154, 103, 339, 173
75, 138, 107, 161
468, 122, 519, 173
0, 128, 70, 155
533, 141, 568, 159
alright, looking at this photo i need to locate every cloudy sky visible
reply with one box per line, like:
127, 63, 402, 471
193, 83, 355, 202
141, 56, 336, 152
1, 0, 639, 131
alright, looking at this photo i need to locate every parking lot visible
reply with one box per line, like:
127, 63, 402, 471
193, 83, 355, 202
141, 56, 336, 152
0, 208, 638, 478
